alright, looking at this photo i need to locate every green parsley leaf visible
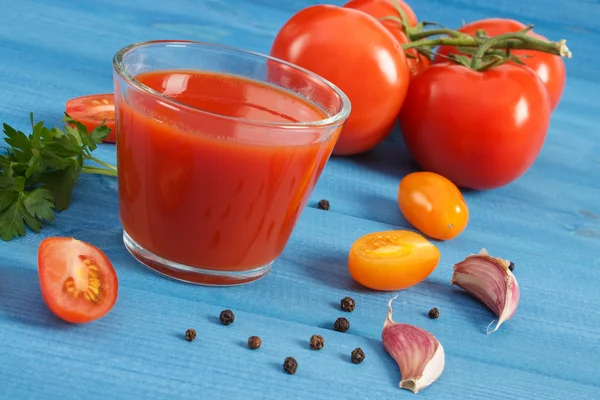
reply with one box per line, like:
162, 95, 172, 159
62, 113, 110, 151
41, 163, 81, 211
23, 187, 55, 223
62, 113, 89, 136
0, 177, 54, 241
0, 193, 26, 241
0, 188, 17, 212
87, 124, 111, 149
0, 112, 117, 241
0, 158, 14, 189
3, 123, 32, 162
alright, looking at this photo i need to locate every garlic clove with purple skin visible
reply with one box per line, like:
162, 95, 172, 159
451, 248, 520, 334
382, 296, 445, 394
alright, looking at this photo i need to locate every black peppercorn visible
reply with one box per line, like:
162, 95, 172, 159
351, 348, 365, 364
340, 296, 355, 312
333, 317, 350, 332
185, 328, 196, 342
283, 357, 298, 374
309, 335, 324, 350
317, 199, 330, 211
428, 307, 440, 319
219, 309, 235, 325
247, 336, 262, 350
508, 261, 515, 272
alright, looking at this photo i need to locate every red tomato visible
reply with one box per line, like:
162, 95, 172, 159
396, 31, 431, 78
398, 62, 551, 190
344, 0, 430, 77
65, 94, 116, 143
344, 0, 418, 27
433, 18, 566, 110
270, 5, 410, 156
38, 237, 118, 324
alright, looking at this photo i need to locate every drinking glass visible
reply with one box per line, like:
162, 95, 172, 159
112, 40, 350, 286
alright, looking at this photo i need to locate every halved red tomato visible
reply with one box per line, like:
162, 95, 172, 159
65, 94, 116, 143
38, 237, 119, 324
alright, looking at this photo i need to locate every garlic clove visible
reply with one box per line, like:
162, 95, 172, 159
451, 249, 520, 334
382, 296, 445, 393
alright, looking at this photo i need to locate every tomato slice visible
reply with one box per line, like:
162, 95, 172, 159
65, 94, 116, 143
38, 237, 118, 323
348, 230, 440, 291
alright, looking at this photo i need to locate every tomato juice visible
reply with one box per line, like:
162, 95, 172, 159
115, 69, 341, 278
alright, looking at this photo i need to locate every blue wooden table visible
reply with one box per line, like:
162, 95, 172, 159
1, 0, 599, 398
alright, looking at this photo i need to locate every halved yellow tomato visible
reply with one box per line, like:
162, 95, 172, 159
348, 230, 440, 291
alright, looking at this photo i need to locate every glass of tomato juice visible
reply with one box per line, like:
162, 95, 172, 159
112, 40, 350, 286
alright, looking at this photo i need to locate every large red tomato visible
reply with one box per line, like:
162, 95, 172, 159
344, 0, 430, 78
270, 5, 410, 156
398, 62, 551, 190
433, 18, 566, 110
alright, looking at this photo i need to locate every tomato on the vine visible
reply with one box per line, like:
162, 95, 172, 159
344, 0, 418, 27
394, 31, 431, 78
433, 18, 566, 110
398, 172, 469, 240
348, 230, 440, 291
270, 5, 410, 156
65, 94, 116, 143
344, 0, 430, 78
399, 62, 551, 190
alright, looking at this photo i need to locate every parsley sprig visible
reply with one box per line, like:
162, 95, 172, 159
0, 113, 117, 242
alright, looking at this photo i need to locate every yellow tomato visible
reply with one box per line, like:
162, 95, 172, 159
348, 230, 440, 291
398, 172, 469, 241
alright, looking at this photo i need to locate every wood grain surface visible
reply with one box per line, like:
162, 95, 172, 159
0, 0, 598, 398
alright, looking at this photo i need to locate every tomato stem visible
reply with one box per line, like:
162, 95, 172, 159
476, 54, 508, 71
408, 28, 471, 41
468, 29, 571, 69
392, 0, 410, 29
402, 29, 572, 67
379, 16, 403, 26
377, 0, 414, 34
378, 11, 572, 70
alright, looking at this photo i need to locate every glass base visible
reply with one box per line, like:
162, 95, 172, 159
122, 231, 273, 286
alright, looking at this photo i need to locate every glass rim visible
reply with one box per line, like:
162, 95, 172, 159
112, 40, 351, 129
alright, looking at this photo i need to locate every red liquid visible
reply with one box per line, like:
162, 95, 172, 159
116, 70, 339, 274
